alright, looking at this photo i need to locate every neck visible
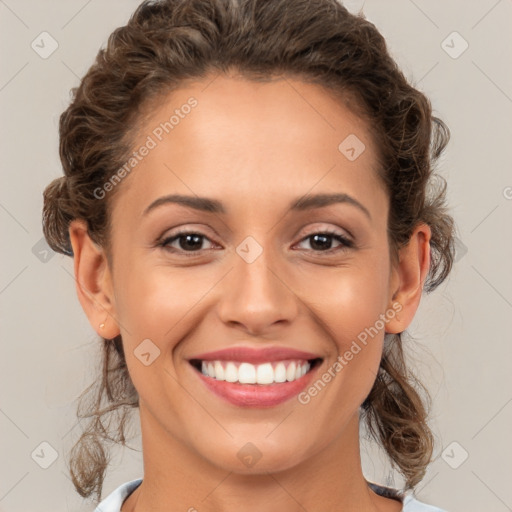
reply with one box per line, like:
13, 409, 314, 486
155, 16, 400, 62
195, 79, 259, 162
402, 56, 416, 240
122, 404, 401, 512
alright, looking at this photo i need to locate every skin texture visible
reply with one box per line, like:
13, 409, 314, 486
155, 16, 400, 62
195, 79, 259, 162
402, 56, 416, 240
69, 73, 431, 512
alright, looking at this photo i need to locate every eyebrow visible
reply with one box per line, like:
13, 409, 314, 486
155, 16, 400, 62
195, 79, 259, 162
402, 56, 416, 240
142, 192, 371, 220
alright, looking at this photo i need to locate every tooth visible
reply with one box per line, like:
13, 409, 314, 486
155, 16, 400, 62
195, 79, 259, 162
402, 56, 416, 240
200, 359, 312, 384
286, 362, 296, 381
256, 363, 274, 384
225, 362, 238, 382
238, 362, 256, 384
214, 361, 225, 380
274, 362, 287, 382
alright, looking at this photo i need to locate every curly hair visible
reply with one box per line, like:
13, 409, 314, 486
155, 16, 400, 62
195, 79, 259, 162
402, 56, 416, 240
42, 0, 455, 503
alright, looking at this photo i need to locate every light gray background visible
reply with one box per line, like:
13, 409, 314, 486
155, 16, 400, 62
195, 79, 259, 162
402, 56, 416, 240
1, 1, 511, 511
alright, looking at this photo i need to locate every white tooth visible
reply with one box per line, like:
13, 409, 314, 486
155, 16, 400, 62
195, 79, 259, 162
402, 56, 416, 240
214, 361, 225, 380
201, 360, 310, 384
238, 362, 256, 384
274, 362, 287, 382
256, 363, 274, 385
286, 362, 296, 381
225, 362, 238, 382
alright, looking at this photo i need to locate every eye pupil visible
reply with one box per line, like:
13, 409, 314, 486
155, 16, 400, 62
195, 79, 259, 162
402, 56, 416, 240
179, 234, 203, 251
310, 234, 333, 251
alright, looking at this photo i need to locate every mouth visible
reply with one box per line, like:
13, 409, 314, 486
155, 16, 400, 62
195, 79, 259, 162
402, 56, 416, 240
189, 357, 323, 385
187, 354, 323, 408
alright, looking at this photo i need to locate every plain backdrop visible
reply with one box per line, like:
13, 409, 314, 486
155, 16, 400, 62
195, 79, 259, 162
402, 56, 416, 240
1, 1, 511, 511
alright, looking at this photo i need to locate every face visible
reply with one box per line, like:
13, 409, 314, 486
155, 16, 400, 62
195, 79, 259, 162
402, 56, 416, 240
96, 74, 400, 473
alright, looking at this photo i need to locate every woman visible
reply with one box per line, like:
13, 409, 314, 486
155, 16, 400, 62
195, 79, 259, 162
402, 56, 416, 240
42, 0, 454, 510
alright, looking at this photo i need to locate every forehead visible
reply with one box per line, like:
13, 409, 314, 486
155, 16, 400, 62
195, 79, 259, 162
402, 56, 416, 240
111, 73, 386, 221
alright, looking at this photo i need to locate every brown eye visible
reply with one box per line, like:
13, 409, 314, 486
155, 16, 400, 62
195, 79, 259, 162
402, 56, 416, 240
296, 230, 353, 253
159, 231, 215, 254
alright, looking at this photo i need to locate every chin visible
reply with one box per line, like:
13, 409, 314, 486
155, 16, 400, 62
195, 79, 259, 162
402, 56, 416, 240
195, 434, 312, 475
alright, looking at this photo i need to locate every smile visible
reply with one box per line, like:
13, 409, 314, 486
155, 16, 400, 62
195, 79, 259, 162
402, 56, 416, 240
188, 351, 323, 408
190, 359, 321, 385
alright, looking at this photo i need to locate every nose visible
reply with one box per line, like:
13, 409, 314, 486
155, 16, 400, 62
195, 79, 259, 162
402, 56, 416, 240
216, 243, 299, 336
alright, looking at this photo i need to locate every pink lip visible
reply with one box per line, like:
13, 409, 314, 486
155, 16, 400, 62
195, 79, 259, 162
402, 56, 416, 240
187, 347, 323, 408
188, 346, 321, 364
191, 361, 321, 408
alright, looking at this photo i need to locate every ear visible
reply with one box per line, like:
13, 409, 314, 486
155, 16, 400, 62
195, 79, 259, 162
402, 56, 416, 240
68, 219, 120, 339
385, 223, 431, 334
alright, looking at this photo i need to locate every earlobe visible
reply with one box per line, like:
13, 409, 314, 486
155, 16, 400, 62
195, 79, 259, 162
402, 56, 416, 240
385, 223, 431, 334
69, 220, 120, 339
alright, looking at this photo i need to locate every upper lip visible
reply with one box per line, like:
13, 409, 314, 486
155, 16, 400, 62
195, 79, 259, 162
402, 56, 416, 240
188, 346, 322, 364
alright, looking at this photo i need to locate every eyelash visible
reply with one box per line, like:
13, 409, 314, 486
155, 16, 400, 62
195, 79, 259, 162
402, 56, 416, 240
157, 228, 354, 257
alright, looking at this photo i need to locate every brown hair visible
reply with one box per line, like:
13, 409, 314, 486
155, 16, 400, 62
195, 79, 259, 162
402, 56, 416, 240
42, 0, 455, 502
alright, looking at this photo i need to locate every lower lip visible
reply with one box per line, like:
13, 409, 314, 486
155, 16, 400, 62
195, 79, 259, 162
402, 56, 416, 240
191, 362, 320, 408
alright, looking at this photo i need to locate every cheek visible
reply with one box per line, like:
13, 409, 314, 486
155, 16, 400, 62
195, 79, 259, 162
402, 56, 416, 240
115, 269, 197, 338
297, 255, 390, 392
113, 266, 205, 404
299, 259, 390, 347
112, 256, 224, 366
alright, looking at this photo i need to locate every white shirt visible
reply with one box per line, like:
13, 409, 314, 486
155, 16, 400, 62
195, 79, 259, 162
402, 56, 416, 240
94, 478, 448, 511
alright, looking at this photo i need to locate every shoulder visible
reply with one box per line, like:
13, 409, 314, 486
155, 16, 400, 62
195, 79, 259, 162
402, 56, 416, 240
94, 478, 143, 512
95, 478, 450, 512
368, 481, 449, 512
402, 493, 449, 511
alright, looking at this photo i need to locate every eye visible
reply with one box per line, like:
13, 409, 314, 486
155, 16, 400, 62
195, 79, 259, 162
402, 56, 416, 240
158, 231, 216, 255
295, 230, 353, 253
157, 228, 354, 257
